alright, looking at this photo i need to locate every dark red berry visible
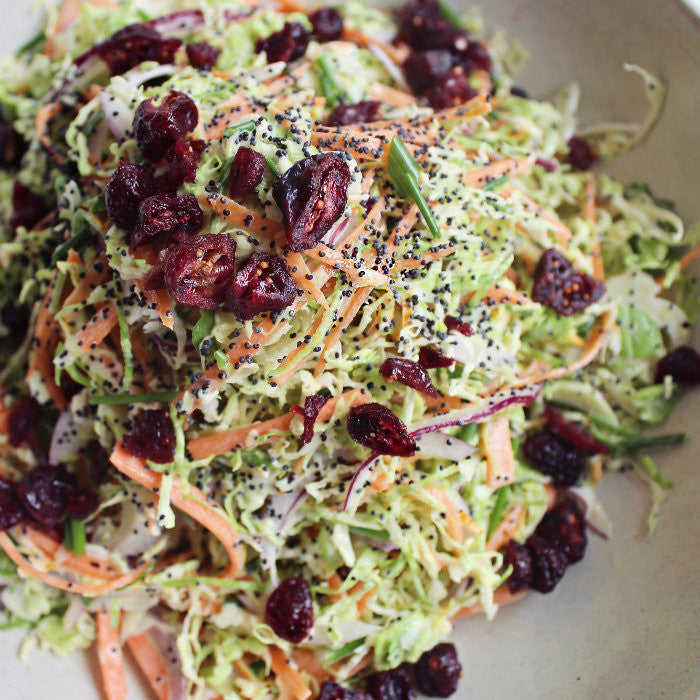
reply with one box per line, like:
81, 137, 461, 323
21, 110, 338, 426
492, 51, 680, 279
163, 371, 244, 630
1, 304, 29, 338
0, 478, 25, 531
319, 681, 371, 700
164, 234, 237, 310
10, 182, 47, 233
424, 72, 476, 110
655, 345, 700, 386
65, 489, 100, 519
327, 101, 381, 126
310, 8, 343, 41
0, 124, 24, 168
104, 161, 156, 231
545, 404, 610, 455
536, 497, 587, 564
522, 428, 587, 487
504, 540, 533, 593
445, 316, 473, 336
403, 50, 456, 94
531, 249, 605, 316
264, 576, 314, 643
272, 152, 351, 252
414, 642, 462, 697
143, 259, 166, 291
347, 403, 416, 457
418, 345, 454, 369
76, 23, 181, 75
17, 466, 78, 532
133, 193, 203, 246
380, 357, 437, 397
225, 252, 297, 320
167, 138, 204, 187
122, 409, 176, 464
397, 0, 455, 52
365, 667, 414, 700
461, 41, 492, 73
133, 91, 198, 162
292, 394, 330, 445
7, 396, 42, 448
567, 136, 596, 171
228, 147, 266, 199
186, 42, 221, 70
255, 22, 310, 64
526, 534, 568, 593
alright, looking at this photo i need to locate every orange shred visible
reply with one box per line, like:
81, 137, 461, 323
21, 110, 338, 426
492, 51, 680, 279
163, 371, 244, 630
198, 192, 285, 239
367, 82, 417, 107
483, 416, 515, 489
139, 288, 174, 330
340, 27, 409, 64
125, 633, 169, 700
396, 245, 457, 271
462, 157, 534, 189
96, 606, 127, 700
585, 176, 605, 280
269, 646, 312, 700
506, 188, 572, 248
292, 649, 332, 685
286, 252, 329, 309
452, 587, 528, 621
75, 301, 118, 351
273, 309, 326, 386
35, 103, 66, 164
304, 244, 391, 287
485, 504, 524, 552
422, 485, 464, 554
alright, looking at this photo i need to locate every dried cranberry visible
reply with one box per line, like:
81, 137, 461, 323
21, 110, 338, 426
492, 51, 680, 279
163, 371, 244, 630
17, 466, 77, 532
133, 193, 203, 246
272, 153, 351, 252
444, 316, 473, 336
424, 72, 476, 110
525, 534, 568, 593
531, 249, 605, 316
0, 124, 24, 168
461, 41, 492, 74
403, 50, 456, 94
292, 394, 330, 445
504, 540, 533, 593
567, 136, 596, 171
347, 403, 416, 457
225, 252, 297, 320
655, 345, 700, 386
380, 357, 436, 397
133, 91, 198, 162
65, 489, 100, 519
522, 428, 587, 487
327, 101, 381, 126
7, 397, 42, 448
143, 259, 166, 291
164, 234, 237, 310
418, 345, 454, 369
365, 668, 414, 700
545, 404, 609, 455
319, 681, 371, 700
1, 304, 29, 338
0, 478, 25, 531
186, 42, 221, 70
310, 8, 343, 41
167, 139, 204, 187
536, 497, 587, 564
255, 22, 310, 64
122, 409, 176, 464
414, 642, 462, 697
10, 182, 47, 233
77, 23, 181, 75
396, 0, 454, 51
264, 576, 314, 643
228, 147, 266, 199
104, 161, 156, 230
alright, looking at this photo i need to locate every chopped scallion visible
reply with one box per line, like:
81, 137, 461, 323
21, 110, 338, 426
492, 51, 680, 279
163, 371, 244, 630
192, 310, 215, 350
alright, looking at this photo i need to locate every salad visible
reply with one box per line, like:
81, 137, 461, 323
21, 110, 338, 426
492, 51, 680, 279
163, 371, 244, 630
0, 0, 698, 698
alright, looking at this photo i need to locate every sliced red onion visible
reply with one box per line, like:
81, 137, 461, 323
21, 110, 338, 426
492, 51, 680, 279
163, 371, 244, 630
49, 406, 92, 466
110, 500, 160, 557
355, 534, 399, 553
87, 120, 109, 161
149, 628, 187, 700
253, 536, 279, 588
535, 157, 558, 172
148, 332, 179, 353
237, 592, 263, 616
414, 431, 476, 461
147, 10, 204, 36
236, 62, 287, 85
368, 44, 408, 90
278, 489, 308, 535
568, 485, 613, 540
342, 451, 381, 511
324, 215, 351, 246
98, 90, 133, 143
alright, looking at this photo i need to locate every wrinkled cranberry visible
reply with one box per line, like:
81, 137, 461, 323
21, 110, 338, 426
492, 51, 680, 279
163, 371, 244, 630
567, 136, 596, 171
545, 404, 609, 455
526, 534, 568, 593
445, 315, 473, 337
424, 72, 476, 109
535, 157, 558, 172
0, 478, 25, 531
0, 124, 24, 168
65, 489, 100, 519
164, 234, 237, 310
133, 91, 198, 162
10, 182, 47, 233
133, 193, 203, 246
522, 428, 587, 487
255, 22, 310, 64
397, 0, 457, 51
403, 50, 456, 94
1, 304, 29, 338
347, 403, 416, 457
531, 249, 605, 316
310, 8, 343, 41
104, 161, 156, 230
319, 681, 370, 700
122, 409, 176, 464
536, 497, 587, 564
462, 41, 492, 73
504, 540, 533, 593
380, 357, 437, 397
365, 668, 414, 700
272, 153, 351, 252
264, 576, 314, 643
327, 101, 381, 126
167, 139, 204, 187
186, 42, 221, 70
7, 396, 42, 448
225, 252, 297, 320
143, 259, 166, 291
655, 345, 700, 386
292, 394, 330, 445
17, 466, 77, 532
77, 23, 181, 75
228, 147, 266, 199
414, 642, 462, 697
418, 345, 454, 369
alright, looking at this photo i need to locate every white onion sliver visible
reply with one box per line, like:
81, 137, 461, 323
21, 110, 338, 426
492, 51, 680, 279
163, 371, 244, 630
98, 90, 133, 142
369, 44, 408, 90
568, 485, 613, 539
148, 10, 204, 36
414, 431, 476, 461
125, 63, 177, 87
49, 407, 91, 466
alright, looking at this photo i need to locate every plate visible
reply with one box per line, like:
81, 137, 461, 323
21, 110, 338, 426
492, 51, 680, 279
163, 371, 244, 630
0, 1, 698, 699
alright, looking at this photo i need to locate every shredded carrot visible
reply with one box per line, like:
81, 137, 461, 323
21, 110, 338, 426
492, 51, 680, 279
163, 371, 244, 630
368, 82, 416, 107
462, 157, 534, 189
326, 572, 344, 603
396, 245, 457, 271
477, 284, 536, 308
140, 287, 174, 330
308, 130, 390, 163
679, 242, 700, 272
370, 470, 393, 492
506, 188, 572, 248
198, 192, 285, 239
361, 167, 377, 194
304, 244, 391, 287
451, 587, 528, 621
292, 649, 332, 685
422, 392, 463, 413
75, 302, 118, 351
286, 252, 329, 309
340, 198, 386, 249
483, 416, 515, 489
125, 633, 169, 700
270, 646, 312, 700
422, 485, 464, 553
110, 443, 245, 578
35, 102, 66, 164
338, 650, 374, 678
486, 504, 524, 552
340, 27, 409, 64
96, 606, 127, 700
585, 176, 605, 281
233, 656, 256, 681
357, 585, 376, 615
273, 309, 326, 386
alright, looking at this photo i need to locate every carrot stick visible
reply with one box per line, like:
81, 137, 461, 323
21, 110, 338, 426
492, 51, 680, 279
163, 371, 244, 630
340, 27, 409, 64
292, 649, 332, 685
485, 504, 524, 551
35, 103, 66, 164
396, 245, 457, 271
367, 82, 417, 107
679, 242, 700, 272
286, 252, 329, 309
96, 606, 127, 700
585, 176, 605, 281
483, 416, 515, 489
198, 192, 285, 239
462, 157, 534, 189
506, 188, 572, 248
269, 646, 312, 700
451, 587, 528, 620
422, 485, 464, 553
75, 302, 118, 351
273, 311, 326, 386
140, 288, 174, 330
304, 244, 391, 286
125, 633, 169, 700
109, 444, 245, 578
